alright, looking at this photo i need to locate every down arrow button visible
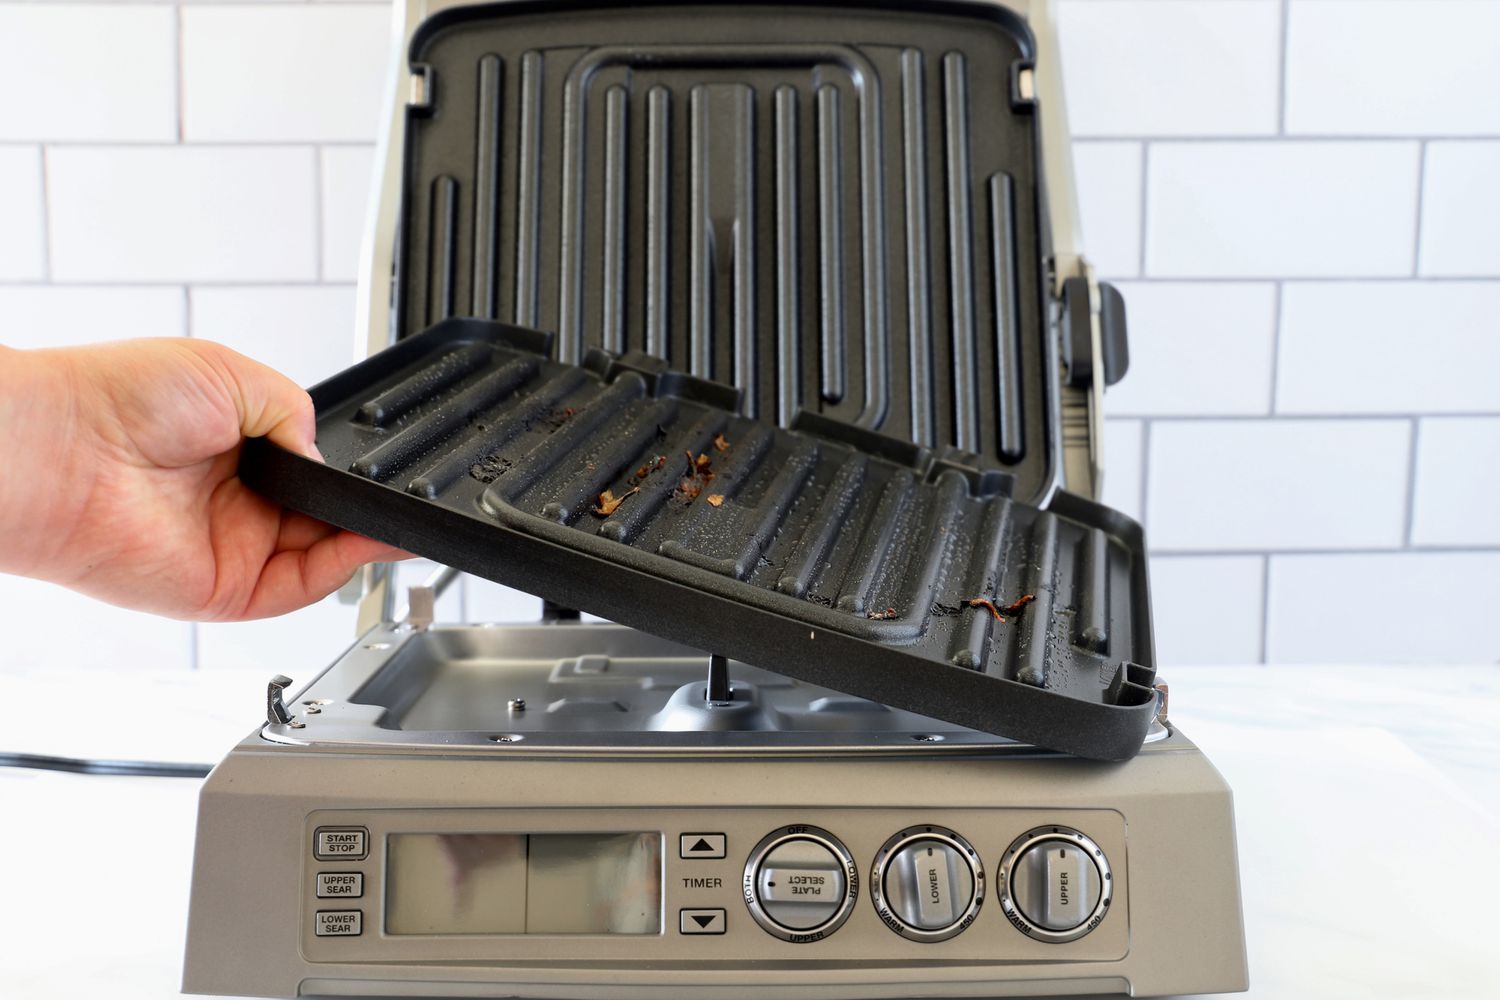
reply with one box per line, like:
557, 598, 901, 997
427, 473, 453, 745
680, 908, 727, 935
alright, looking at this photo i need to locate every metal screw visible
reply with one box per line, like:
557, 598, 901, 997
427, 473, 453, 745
507, 698, 526, 713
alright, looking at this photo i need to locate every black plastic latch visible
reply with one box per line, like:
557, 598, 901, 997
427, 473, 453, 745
928, 446, 1016, 499
1060, 278, 1130, 388
585, 348, 743, 412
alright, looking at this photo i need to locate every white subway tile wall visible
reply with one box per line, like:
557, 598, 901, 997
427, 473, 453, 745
0, 147, 46, 280
180, 6, 392, 142
189, 285, 358, 387
1418, 142, 1500, 277
1410, 418, 1500, 548
0, 0, 1495, 670
48, 146, 320, 282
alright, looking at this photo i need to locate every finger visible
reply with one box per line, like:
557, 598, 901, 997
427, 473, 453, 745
275, 511, 341, 552
230, 531, 413, 621
194, 342, 321, 460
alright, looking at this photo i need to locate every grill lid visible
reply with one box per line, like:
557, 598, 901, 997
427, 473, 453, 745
397, 0, 1060, 505
240, 320, 1158, 760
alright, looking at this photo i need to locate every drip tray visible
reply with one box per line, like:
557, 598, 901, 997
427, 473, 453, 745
353, 627, 996, 738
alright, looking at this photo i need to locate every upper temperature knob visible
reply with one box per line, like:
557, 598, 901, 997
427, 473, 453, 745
999, 826, 1112, 943
743, 826, 858, 942
871, 827, 985, 941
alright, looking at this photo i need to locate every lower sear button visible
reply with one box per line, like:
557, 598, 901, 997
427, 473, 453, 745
680, 908, 727, 934
314, 910, 363, 936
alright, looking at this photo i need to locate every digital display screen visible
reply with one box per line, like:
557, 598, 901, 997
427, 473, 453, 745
385, 832, 662, 935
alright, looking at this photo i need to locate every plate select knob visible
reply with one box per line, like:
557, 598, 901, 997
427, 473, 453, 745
743, 827, 857, 941
872, 827, 984, 941
1000, 827, 1112, 943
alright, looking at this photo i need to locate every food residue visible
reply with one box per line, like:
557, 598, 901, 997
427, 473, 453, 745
633, 454, 667, 481
867, 607, 898, 620
673, 449, 718, 502
592, 486, 639, 516
1001, 594, 1036, 615
966, 597, 1006, 622
706, 494, 725, 507
713, 432, 730, 453
963, 594, 1037, 622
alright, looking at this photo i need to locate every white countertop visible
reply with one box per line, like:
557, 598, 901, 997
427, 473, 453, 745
1, 663, 1497, 1000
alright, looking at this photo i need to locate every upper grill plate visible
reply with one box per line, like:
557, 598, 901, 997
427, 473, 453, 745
398, 0, 1058, 504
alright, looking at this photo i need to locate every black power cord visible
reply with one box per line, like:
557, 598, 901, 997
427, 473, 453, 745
0, 751, 211, 778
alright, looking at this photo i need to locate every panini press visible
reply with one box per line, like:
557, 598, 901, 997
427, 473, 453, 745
183, 1, 1248, 996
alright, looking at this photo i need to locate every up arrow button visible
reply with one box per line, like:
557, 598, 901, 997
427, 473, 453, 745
679, 833, 727, 859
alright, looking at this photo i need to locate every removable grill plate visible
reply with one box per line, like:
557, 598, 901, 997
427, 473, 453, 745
240, 321, 1158, 760
399, 0, 1058, 504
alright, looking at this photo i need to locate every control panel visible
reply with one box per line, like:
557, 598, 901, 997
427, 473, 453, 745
299, 808, 1126, 963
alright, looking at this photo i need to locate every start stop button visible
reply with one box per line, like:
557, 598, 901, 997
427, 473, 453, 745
743, 827, 857, 942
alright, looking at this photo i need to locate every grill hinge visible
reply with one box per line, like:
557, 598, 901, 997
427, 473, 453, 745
408, 64, 434, 113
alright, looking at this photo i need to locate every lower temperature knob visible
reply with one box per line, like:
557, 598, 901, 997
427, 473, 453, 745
999, 826, 1112, 943
743, 826, 858, 942
871, 826, 984, 941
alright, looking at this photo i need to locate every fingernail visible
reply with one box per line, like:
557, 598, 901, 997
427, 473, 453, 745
306, 442, 325, 463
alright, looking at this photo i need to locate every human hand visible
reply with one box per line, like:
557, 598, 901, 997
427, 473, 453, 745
0, 339, 407, 620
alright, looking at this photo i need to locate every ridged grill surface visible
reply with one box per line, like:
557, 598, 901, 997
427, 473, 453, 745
239, 322, 1158, 760
398, 0, 1055, 503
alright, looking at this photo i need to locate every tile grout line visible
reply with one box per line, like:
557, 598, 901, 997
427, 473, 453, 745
0, 279, 359, 289
1276, 0, 1290, 135
1069, 133, 1492, 144
1147, 544, 1500, 558
1078, 412, 1500, 423
314, 147, 326, 282
1137, 419, 1151, 537
1258, 554, 1271, 665
1268, 280, 1284, 414
1136, 142, 1149, 277
1411, 140, 1429, 277
11, 276, 1500, 288
174, 3, 185, 144
1072, 275, 1500, 285
0, 140, 383, 149
1401, 417, 1421, 548
38, 145, 53, 282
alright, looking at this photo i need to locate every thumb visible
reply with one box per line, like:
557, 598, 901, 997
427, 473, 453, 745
198, 342, 323, 461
